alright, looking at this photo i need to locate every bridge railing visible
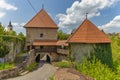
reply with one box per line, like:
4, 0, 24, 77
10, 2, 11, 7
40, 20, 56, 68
35, 48, 57, 52
57, 48, 68, 55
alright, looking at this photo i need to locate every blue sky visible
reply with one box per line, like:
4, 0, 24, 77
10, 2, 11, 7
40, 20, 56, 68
0, 0, 120, 34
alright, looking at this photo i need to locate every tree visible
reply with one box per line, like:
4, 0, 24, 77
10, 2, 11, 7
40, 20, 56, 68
0, 42, 9, 58
18, 32, 24, 37
7, 31, 16, 36
57, 30, 70, 40
0, 23, 5, 35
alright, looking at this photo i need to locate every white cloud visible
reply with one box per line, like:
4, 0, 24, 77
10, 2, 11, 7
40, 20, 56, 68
0, 0, 17, 10
0, 12, 5, 18
99, 15, 120, 33
21, 23, 26, 26
57, 0, 117, 29
12, 22, 26, 34
0, 0, 17, 19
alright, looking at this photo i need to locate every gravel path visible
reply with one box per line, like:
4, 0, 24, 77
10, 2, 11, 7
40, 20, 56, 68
6, 62, 56, 80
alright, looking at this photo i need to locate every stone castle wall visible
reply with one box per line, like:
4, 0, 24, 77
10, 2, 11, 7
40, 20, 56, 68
26, 28, 57, 46
70, 43, 95, 63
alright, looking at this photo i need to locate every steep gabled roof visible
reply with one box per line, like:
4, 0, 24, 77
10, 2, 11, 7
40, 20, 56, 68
67, 19, 111, 43
24, 9, 58, 29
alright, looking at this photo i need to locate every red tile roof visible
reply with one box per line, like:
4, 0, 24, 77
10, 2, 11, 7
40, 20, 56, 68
33, 40, 57, 46
24, 9, 58, 29
67, 19, 111, 43
33, 40, 68, 46
56, 40, 68, 46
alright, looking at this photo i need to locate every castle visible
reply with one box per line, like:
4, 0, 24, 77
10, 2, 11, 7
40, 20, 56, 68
24, 8, 112, 64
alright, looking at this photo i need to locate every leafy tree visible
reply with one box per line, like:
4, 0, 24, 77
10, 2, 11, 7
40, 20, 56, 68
8, 31, 16, 36
57, 30, 70, 40
0, 23, 5, 35
18, 32, 24, 37
0, 42, 9, 58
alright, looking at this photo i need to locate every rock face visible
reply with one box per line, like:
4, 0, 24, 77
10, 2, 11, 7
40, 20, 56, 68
0, 42, 23, 63
0, 67, 18, 79
54, 68, 94, 80
7, 42, 22, 62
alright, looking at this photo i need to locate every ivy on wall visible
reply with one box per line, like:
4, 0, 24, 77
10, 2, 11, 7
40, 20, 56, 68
90, 43, 113, 68
0, 42, 9, 58
0, 35, 23, 43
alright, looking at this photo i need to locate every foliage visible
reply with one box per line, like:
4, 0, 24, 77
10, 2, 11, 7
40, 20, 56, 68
18, 32, 24, 37
111, 36, 120, 62
74, 57, 119, 80
49, 75, 54, 80
7, 31, 17, 36
0, 22, 26, 62
110, 35, 120, 78
57, 30, 70, 40
0, 35, 23, 43
0, 63, 14, 70
68, 44, 72, 62
25, 62, 38, 72
0, 42, 9, 58
53, 61, 71, 68
91, 43, 113, 68
0, 23, 5, 35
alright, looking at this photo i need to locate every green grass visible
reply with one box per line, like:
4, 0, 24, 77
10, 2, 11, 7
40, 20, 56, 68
16, 51, 27, 57
25, 62, 38, 72
74, 58, 119, 80
49, 75, 54, 80
0, 63, 15, 70
52, 61, 71, 68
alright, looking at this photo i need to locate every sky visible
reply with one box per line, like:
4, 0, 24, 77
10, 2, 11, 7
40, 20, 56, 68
0, 0, 120, 34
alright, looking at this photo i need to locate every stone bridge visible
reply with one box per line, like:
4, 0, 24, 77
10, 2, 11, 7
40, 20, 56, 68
26, 49, 59, 65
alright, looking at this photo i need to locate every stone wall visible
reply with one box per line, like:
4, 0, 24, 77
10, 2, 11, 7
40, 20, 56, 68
7, 42, 22, 62
0, 67, 18, 79
25, 49, 36, 67
0, 42, 23, 63
26, 28, 57, 46
70, 43, 95, 63
48, 52, 59, 61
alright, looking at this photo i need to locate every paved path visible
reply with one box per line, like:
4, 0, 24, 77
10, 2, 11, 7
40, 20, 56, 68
6, 62, 56, 80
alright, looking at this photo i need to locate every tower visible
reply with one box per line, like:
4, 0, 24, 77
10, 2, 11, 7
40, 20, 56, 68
8, 21, 13, 31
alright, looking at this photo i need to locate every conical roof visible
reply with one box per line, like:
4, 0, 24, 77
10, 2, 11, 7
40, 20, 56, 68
24, 9, 58, 29
67, 19, 111, 43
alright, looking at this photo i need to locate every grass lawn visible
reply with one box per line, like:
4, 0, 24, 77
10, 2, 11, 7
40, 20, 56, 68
0, 63, 15, 70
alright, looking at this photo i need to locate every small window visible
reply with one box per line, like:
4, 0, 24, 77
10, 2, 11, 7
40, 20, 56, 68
40, 46, 44, 49
40, 33, 43, 37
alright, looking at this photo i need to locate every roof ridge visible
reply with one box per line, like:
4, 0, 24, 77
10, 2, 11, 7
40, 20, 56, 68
67, 19, 87, 42
67, 19, 111, 43
24, 9, 43, 27
24, 9, 58, 28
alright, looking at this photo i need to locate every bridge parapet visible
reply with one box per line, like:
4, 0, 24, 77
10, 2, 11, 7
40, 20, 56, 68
25, 49, 36, 67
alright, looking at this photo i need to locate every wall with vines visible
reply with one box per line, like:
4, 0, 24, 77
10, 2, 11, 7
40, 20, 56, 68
90, 43, 113, 68
0, 35, 25, 62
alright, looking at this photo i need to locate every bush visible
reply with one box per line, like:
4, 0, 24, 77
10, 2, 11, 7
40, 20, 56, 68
49, 75, 54, 80
74, 58, 119, 80
53, 61, 71, 68
0, 63, 14, 70
25, 62, 38, 72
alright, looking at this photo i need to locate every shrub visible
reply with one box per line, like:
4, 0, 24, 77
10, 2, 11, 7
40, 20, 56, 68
53, 61, 71, 68
25, 62, 38, 72
74, 58, 119, 80
0, 63, 14, 70
49, 75, 54, 80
